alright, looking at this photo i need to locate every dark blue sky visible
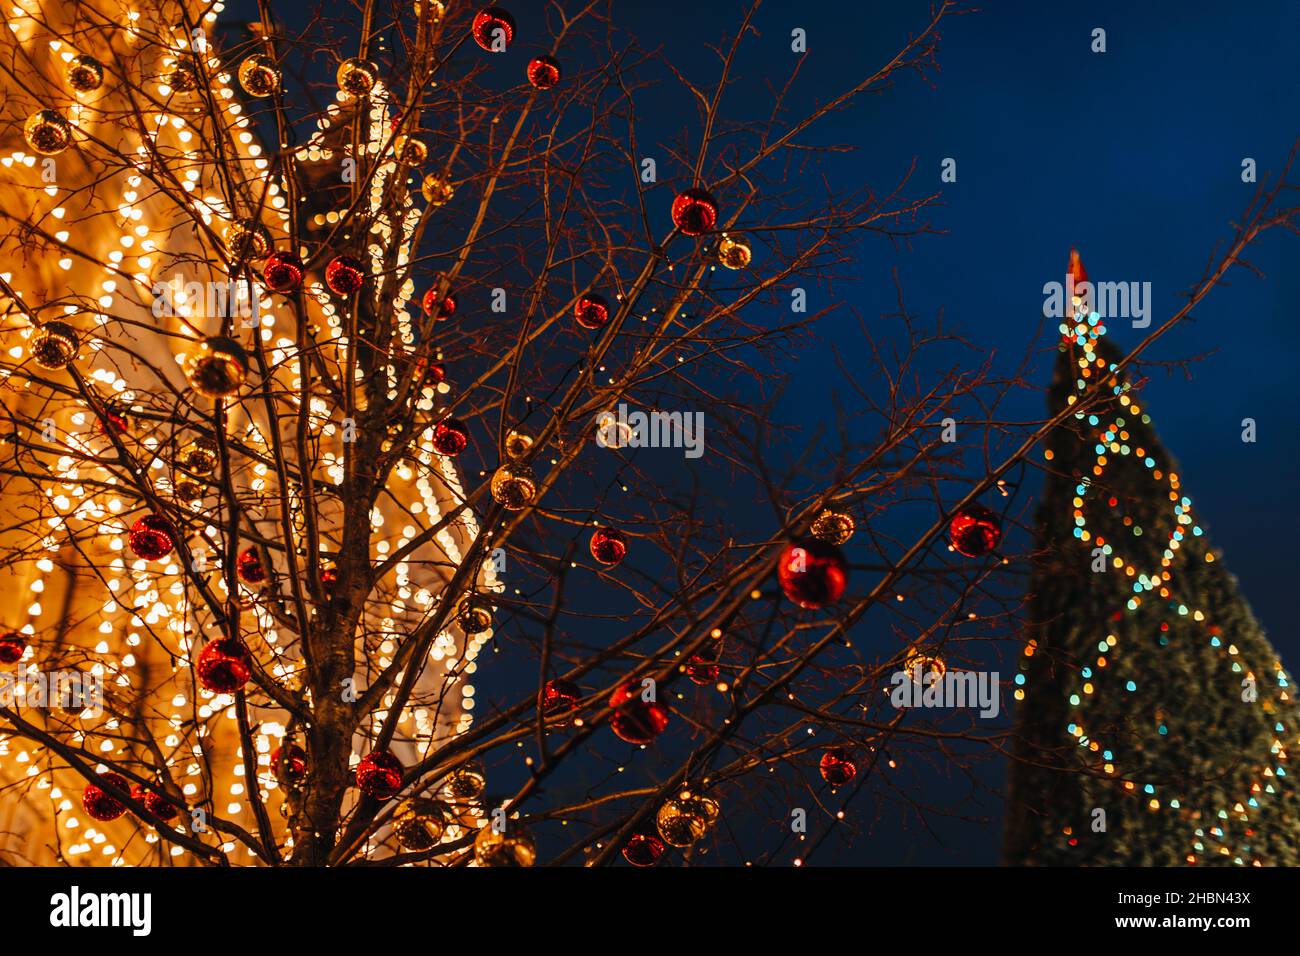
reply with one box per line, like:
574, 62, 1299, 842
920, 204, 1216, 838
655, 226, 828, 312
615, 0, 1300, 863
776, 0, 1300, 661
219, 0, 1297, 864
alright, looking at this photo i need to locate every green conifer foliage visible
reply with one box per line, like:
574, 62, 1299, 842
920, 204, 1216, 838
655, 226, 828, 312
1004, 312, 1300, 866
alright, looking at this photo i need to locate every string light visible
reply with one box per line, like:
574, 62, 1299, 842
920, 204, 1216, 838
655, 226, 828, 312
1021, 283, 1294, 864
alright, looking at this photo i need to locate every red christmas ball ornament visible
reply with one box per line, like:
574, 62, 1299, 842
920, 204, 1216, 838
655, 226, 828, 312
325, 255, 366, 296
236, 547, 267, 585
262, 252, 304, 293
196, 638, 252, 694
527, 55, 561, 90
272, 743, 308, 785
589, 526, 627, 566
127, 514, 177, 561
131, 782, 179, 822
320, 566, 338, 593
432, 417, 470, 456
541, 677, 581, 717
0, 631, 27, 665
422, 286, 457, 320
622, 831, 666, 867
777, 538, 848, 609
471, 7, 515, 52
819, 748, 857, 786
685, 644, 720, 685
574, 293, 610, 330
947, 504, 1002, 558
96, 404, 130, 437
420, 359, 446, 387
356, 749, 404, 800
671, 187, 718, 236
608, 681, 669, 745
83, 772, 129, 822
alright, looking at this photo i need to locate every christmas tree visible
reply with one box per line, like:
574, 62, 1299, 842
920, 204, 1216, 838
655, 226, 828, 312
1005, 253, 1300, 866
4, 0, 1295, 872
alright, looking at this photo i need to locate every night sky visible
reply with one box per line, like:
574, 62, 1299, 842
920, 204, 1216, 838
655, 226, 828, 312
616, 0, 1299, 863
771, 0, 1300, 651
220, 0, 1298, 864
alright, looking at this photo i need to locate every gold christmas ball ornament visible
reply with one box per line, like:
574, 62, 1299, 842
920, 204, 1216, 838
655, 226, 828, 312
238, 54, 280, 97
67, 54, 105, 93
175, 435, 219, 476
594, 410, 633, 449
455, 595, 493, 635
183, 336, 249, 399
393, 798, 446, 851
473, 824, 536, 867
393, 135, 428, 165
420, 173, 455, 206
441, 762, 487, 801
28, 321, 80, 370
24, 110, 73, 156
903, 647, 946, 683
656, 794, 720, 848
164, 58, 201, 93
490, 462, 537, 511
810, 509, 855, 546
173, 479, 205, 502
504, 427, 535, 460
716, 234, 752, 270
223, 219, 271, 261
337, 57, 379, 97
415, 0, 446, 21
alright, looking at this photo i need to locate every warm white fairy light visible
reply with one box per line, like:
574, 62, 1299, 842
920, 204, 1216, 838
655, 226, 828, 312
0, 5, 496, 868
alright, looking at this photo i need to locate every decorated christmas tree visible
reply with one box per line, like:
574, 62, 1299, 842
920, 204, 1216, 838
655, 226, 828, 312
3, 0, 1294, 874
1004, 252, 1300, 866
